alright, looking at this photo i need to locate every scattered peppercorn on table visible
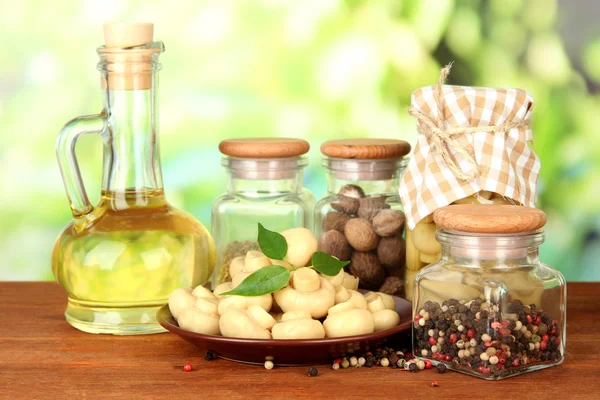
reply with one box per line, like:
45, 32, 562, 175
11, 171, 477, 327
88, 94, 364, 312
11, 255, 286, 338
2, 282, 598, 399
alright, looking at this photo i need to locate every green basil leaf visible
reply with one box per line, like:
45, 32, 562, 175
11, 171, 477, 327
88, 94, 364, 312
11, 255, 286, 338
257, 223, 288, 260
311, 251, 350, 276
220, 265, 290, 297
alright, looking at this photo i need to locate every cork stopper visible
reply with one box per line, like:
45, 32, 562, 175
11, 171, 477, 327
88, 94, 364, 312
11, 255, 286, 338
103, 23, 154, 48
99, 23, 160, 90
321, 139, 411, 160
219, 138, 310, 159
434, 205, 546, 234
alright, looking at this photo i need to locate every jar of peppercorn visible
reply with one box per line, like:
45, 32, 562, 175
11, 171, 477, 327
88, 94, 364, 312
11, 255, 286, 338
413, 204, 566, 380
211, 138, 315, 286
314, 139, 411, 297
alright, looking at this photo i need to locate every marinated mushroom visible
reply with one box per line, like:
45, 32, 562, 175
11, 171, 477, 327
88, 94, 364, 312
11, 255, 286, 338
372, 309, 401, 332
245, 250, 272, 272
364, 291, 396, 310
168, 288, 196, 320
228, 256, 246, 278
324, 268, 345, 287
219, 308, 272, 339
340, 272, 359, 290
334, 285, 351, 304
271, 311, 325, 339
192, 285, 217, 300
346, 290, 368, 309
213, 282, 233, 298
323, 302, 375, 337
217, 293, 273, 315
273, 268, 335, 318
246, 304, 277, 330
281, 228, 318, 267
177, 298, 221, 336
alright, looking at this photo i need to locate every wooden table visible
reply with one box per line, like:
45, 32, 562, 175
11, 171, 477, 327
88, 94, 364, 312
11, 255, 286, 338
1, 282, 598, 399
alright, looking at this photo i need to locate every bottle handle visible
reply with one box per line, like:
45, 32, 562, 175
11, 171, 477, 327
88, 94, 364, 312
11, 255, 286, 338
56, 112, 107, 219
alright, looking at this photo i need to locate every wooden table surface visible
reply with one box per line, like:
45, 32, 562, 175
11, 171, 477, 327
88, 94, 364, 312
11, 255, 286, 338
1, 282, 598, 400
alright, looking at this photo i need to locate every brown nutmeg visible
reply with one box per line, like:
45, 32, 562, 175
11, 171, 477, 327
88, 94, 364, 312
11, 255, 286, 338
379, 276, 405, 296
373, 209, 405, 237
322, 212, 351, 232
331, 184, 365, 214
318, 230, 352, 261
344, 218, 379, 252
357, 195, 390, 222
377, 236, 406, 269
349, 252, 385, 290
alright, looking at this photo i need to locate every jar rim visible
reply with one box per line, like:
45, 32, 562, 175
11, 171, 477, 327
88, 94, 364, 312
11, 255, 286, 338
436, 229, 545, 249
322, 157, 407, 181
222, 156, 307, 179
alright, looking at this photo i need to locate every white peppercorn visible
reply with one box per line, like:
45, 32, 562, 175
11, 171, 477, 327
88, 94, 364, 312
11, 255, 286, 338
380, 358, 390, 367
457, 340, 465, 349
480, 352, 489, 361
264, 361, 274, 370
358, 357, 366, 366
350, 356, 358, 367
481, 333, 492, 342
416, 360, 425, 370
418, 318, 426, 327
514, 320, 523, 331
489, 356, 499, 365
431, 345, 438, 353
469, 338, 477, 347
428, 329, 435, 337
421, 349, 429, 357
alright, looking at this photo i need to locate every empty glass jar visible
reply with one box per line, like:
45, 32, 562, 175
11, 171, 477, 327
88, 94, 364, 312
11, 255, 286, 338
413, 204, 566, 380
211, 138, 315, 286
314, 139, 411, 297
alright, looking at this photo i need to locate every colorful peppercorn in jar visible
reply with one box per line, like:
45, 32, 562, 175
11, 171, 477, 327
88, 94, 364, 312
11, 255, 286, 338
211, 138, 315, 286
413, 204, 566, 380
400, 65, 541, 300
314, 139, 411, 297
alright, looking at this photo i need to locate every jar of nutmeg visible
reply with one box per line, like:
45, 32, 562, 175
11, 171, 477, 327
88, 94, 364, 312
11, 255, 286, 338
315, 139, 411, 297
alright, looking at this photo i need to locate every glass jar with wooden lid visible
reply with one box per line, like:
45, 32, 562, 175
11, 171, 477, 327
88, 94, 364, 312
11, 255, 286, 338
314, 139, 411, 297
211, 138, 315, 287
413, 204, 566, 380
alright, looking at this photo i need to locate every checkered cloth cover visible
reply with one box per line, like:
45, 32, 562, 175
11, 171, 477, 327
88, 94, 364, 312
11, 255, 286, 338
399, 85, 540, 230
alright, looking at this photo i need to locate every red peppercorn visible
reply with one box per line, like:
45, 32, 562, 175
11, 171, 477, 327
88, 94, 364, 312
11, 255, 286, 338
542, 334, 549, 342
549, 327, 557, 335
467, 329, 475, 339
405, 352, 412, 358
552, 319, 559, 326
498, 356, 507, 365
501, 320, 510, 328
540, 341, 547, 351
449, 333, 458, 343
414, 315, 421, 324
333, 358, 342, 365
484, 340, 492, 347
526, 315, 533, 324
444, 354, 452, 362
512, 358, 520, 367
429, 337, 437, 346
424, 360, 433, 369
431, 381, 439, 387
500, 328, 511, 337
555, 337, 561, 345
482, 367, 491, 375
533, 316, 541, 326
530, 358, 536, 363
477, 366, 485, 374
491, 322, 502, 330
183, 363, 192, 372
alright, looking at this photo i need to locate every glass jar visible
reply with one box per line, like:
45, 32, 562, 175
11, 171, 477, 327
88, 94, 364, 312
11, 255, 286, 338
413, 204, 566, 380
315, 139, 411, 297
211, 138, 315, 286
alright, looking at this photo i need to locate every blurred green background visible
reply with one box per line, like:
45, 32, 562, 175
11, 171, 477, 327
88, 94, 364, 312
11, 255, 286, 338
1, 0, 598, 281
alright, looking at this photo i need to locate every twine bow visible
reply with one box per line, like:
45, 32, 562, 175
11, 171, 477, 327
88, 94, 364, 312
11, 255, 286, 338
408, 63, 529, 182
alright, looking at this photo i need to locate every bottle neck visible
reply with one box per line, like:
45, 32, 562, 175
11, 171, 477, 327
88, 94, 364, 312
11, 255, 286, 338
99, 55, 164, 207
324, 158, 405, 195
223, 157, 305, 196
437, 230, 544, 265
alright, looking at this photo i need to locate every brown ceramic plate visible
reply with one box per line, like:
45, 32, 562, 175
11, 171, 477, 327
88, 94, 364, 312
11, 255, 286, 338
157, 294, 412, 365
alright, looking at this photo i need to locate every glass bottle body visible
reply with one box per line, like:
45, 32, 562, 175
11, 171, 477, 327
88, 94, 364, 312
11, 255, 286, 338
314, 158, 408, 295
52, 45, 215, 334
211, 157, 314, 285
413, 230, 566, 379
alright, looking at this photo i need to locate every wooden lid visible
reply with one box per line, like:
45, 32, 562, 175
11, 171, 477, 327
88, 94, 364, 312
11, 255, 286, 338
219, 138, 310, 158
103, 23, 154, 48
433, 204, 546, 234
320, 139, 411, 159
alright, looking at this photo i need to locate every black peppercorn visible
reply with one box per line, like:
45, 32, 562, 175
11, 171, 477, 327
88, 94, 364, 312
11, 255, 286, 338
436, 363, 447, 374
308, 367, 318, 377
408, 363, 418, 372
204, 351, 216, 361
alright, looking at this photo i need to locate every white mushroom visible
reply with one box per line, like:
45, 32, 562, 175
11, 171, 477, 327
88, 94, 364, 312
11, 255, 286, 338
217, 294, 273, 315
346, 290, 368, 309
219, 308, 271, 339
177, 298, 221, 336
334, 285, 351, 304
364, 292, 396, 310
324, 269, 345, 286
245, 250, 271, 272
231, 271, 252, 288
273, 268, 335, 319
269, 258, 294, 271
213, 282, 233, 298
372, 309, 401, 332
246, 304, 277, 330
168, 288, 196, 320
192, 285, 217, 300
281, 227, 318, 267
228, 256, 246, 278
271, 311, 325, 339
366, 296, 387, 313
323, 302, 375, 338
340, 272, 359, 291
